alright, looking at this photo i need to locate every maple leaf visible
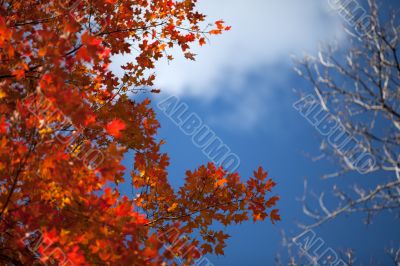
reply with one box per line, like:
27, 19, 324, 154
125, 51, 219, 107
215, 243, 225, 255
81, 31, 102, 47
84, 114, 96, 126
106, 119, 126, 138
215, 178, 227, 188
215, 20, 225, 30
254, 166, 268, 180
201, 243, 213, 254
265, 179, 276, 191
167, 202, 178, 212
0, 117, 8, 134
270, 209, 281, 224
15, 71, 25, 81
266, 196, 280, 208
209, 29, 222, 35
184, 52, 196, 61
199, 37, 206, 46
77, 46, 91, 62
185, 33, 196, 42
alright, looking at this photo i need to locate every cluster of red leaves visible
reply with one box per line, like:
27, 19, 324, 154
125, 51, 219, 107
0, 0, 279, 265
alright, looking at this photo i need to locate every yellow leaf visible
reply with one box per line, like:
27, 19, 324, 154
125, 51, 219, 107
0, 90, 6, 99
167, 203, 178, 212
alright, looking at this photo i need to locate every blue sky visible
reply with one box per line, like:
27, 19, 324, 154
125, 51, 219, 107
116, 0, 400, 264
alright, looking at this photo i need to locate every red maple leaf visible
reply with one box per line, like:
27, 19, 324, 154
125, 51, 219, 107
106, 119, 126, 138
0, 117, 8, 134
270, 209, 281, 224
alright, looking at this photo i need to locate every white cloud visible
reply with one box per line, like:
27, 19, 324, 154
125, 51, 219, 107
110, 1, 346, 131
153, 0, 344, 98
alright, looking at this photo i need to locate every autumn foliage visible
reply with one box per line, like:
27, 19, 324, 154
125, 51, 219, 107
0, 0, 279, 265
